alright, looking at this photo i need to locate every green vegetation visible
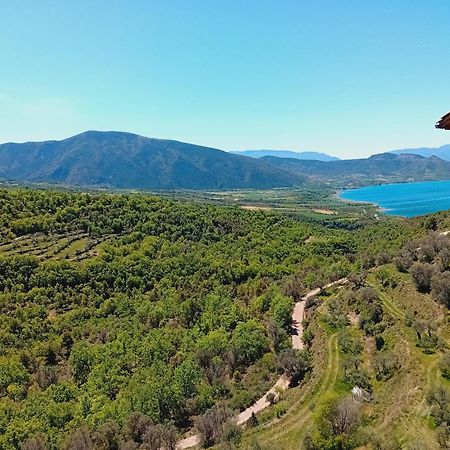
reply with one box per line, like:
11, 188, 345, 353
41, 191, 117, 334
1, 187, 449, 449
243, 227, 450, 448
0, 188, 389, 449
166, 186, 378, 223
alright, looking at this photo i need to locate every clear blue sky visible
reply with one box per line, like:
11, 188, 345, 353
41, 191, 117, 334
1, 0, 449, 158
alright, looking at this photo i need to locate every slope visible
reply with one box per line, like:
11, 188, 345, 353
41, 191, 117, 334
0, 131, 304, 190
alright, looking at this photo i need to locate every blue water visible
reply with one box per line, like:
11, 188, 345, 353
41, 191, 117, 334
340, 180, 450, 218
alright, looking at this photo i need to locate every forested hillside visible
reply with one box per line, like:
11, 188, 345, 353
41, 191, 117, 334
0, 132, 303, 190
0, 189, 441, 449
243, 225, 450, 449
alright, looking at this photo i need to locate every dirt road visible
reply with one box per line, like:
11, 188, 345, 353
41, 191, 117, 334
176, 278, 348, 449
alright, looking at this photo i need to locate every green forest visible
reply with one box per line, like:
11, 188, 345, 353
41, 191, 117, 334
0, 188, 444, 449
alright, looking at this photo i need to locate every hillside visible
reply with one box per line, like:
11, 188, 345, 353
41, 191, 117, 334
2, 187, 450, 449
262, 152, 450, 186
246, 229, 450, 449
0, 188, 376, 449
232, 149, 339, 161
0, 131, 303, 190
390, 144, 450, 161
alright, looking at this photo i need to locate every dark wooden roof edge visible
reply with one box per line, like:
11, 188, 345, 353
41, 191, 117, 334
436, 111, 450, 130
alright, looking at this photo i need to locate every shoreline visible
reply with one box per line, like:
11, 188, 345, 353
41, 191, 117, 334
335, 188, 388, 216
336, 180, 450, 218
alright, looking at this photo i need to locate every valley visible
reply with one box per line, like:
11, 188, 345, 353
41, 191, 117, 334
3, 2, 450, 449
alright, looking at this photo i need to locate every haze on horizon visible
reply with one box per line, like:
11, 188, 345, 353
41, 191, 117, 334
1, 0, 449, 159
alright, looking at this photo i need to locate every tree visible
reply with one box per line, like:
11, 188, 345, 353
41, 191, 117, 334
123, 413, 153, 445
92, 420, 121, 450
431, 272, 450, 307
64, 427, 93, 450
68, 342, 95, 385
247, 412, 258, 427
141, 424, 176, 450
393, 252, 415, 273
231, 320, 268, 366
22, 436, 47, 450
330, 397, 361, 436
0, 356, 29, 397
282, 274, 304, 302
266, 319, 288, 353
374, 352, 399, 381
428, 385, 450, 428
276, 348, 311, 383
312, 395, 361, 449
266, 392, 276, 405
174, 358, 202, 399
359, 287, 378, 304
195, 404, 233, 447
410, 262, 436, 292
437, 247, 450, 272
338, 330, 363, 355
269, 293, 293, 332
441, 353, 450, 379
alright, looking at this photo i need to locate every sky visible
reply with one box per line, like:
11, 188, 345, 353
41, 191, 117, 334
1, 0, 449, 159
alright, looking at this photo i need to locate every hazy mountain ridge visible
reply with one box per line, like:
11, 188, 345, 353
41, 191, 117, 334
0, 131, 304, 190
389, 144, 450, 161
262, 152, 450, 185
232, 149, 339, 161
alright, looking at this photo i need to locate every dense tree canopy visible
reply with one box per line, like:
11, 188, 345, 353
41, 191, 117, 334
0, 188, 426, 448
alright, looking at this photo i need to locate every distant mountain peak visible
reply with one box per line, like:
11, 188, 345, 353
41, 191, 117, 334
389, 144, 450, 161
232, 149, 339, 161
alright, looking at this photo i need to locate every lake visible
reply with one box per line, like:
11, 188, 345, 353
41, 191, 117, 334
340, 180, 450, 218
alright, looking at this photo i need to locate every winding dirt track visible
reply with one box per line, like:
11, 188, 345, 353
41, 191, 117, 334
176, 278, 348, 449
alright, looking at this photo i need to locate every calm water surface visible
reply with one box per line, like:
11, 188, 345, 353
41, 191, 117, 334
340, 180, 450, 217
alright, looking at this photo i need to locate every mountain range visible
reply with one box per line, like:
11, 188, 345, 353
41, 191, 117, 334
0, 131, 304, 190
0, 131, 450, 190
231, 149, 339, 161
389, 144, 450, 161
262, 152, 450, 186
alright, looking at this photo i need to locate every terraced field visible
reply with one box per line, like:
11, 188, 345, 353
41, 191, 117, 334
0, 230, 114, 262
